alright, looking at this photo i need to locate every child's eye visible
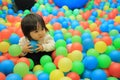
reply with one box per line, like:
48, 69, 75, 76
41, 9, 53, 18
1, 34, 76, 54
34, 30, 38, 33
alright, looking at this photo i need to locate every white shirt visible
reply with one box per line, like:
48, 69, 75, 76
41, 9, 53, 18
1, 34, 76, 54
19, 33, 55, 54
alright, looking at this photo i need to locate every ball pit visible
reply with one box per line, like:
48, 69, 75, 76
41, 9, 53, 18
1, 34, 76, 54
0, 0, 120, 80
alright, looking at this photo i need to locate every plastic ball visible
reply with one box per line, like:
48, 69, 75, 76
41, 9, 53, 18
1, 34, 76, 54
114, 16, 120, 24
0, 60, 14, 75
56, 46, 68, 57
40, 55, 52, 66
60, 77, 72, 80
8, 44, 22, 56
110, 50, 120, 63
17, 57, 30, 67
64, 32, 72, 40
55, 39, 66, 48
71, 35, 81, 43
67, 50, 83, 61
50, 69, 64, 80
53, 22, 62, 30
37, 72, 49, 80
107, 77, 119, 80
83, 56, 98, 70
58, 57, 72, 72
67, 72, 80, 80
91, 69, 107, 80
82, 70, 92, 79
0, 41, 10, 53
0, 72, 6, 80
23, 74, 38, 80
44, 62, 56, 74
33, 65, 43, 72
71, 42, 83, 52
53, 0, 88, 10
9, 34, 20, 44
30, 40, 38, 53
54, 55, 64, 67
54, 33, 64, 42
29, 58, 34, 70
94, 41, 107, 53
97, 54, 111, 68
105, 45, 116, 55
71, 61, 84, 75
6, 73, 22, 80
113, 38, 120, 49
108, 62, 120, 78
14, 62, 29, 77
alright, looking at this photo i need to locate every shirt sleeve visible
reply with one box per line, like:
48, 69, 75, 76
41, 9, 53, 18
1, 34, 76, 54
18, 37, 29, 56
42, 34, 55, 52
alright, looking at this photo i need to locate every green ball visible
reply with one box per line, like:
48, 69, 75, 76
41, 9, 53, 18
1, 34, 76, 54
29, 58, 34, 70
64, 32, 72, 40
105, 45, 116, 55
117, 6, 120, 12
55, 39, 66, 48
75, 26, 84, 34
72, 35, 81, 43
40, 55, 52, 67
8, 44, 22, 56
113, 38, 120, 49
71, 61, 84, 75
56, 47, 68, 57
44, 62, 56, 74
107, 77, 118, 80
13, 62, 29, 77
97, 54, 111, 68
109, 29, 119, 36
73, 9, 80, 16
87, 48, 99, 58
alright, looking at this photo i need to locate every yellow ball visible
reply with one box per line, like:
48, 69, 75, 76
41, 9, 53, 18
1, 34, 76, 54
61, 28, 68, 34
114, 16, 120, 24
2, 6, 8, 11
58, 57, 72, 72
67, 50, 83, 61
46, 23, 53, 30
62, 6, 69, 11
95, 41, 107, 53
103, 5, 109, 10
33, 65, 43, 72
91, 31, 99, 39
0, 18, 6, 25
0, 41, 10, 53
60, 77, 72, 80
89, 23, 97, 31
50, 69, 64, 80
15, 22, 20, 27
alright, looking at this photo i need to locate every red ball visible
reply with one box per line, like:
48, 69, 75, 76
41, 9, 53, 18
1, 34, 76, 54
108, 62, 120, 78
23, 74, 38, 80
53, 22, 62, 30
102, 36, 112, 45
54, 55, 64, 67
0, 56, 7, 62
17, 57, 30, 67
0, 72, 6, 80
67, 72, 80, 80
71, 42, 82, 52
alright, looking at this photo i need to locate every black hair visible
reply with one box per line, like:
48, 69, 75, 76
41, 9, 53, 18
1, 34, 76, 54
21, 13, 48, 40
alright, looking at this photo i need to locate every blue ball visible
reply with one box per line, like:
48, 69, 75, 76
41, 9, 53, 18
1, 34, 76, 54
66, 38, 72, 44
109, 50, 120, 62
53, 0, 88, 9
0, 24, 6, 31
54, 33, 64, 42
30, 40, 38, 52
81, 32, 92, 40
6, 73, 22, 80
83, 56, 98, 70
0, 60, 14, 75
82, 70, 92, 79
91, 69, 107, 80
38, 72, 49, 80
9, 34, 20, 44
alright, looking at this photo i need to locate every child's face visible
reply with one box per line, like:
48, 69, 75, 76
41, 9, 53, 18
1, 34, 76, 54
30, 26, 46, 40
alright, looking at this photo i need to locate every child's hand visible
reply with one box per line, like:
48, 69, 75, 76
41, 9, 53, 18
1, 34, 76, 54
35, 44, 43, 52
22, 42, 32, 53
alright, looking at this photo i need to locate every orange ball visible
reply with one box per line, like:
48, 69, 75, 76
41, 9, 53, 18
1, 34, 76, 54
0, 72, 6, 80
53, 22, 62, 30
17, 57, 30, 67
102, 36, 112, 45
54, 55, 64, 67
0, 56, 7, 62
71, 42, 82, 52
72, 30, 81, 36
23, 74, 38, 80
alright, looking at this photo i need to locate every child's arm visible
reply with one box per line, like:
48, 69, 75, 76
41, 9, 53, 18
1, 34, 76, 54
19, 37, 32, 56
